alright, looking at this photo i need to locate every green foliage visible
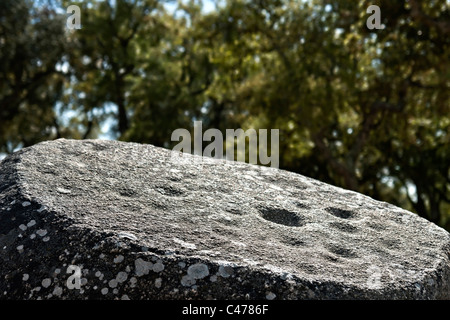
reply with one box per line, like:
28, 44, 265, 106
0, 0, 69, 152
1, 0, 449, 230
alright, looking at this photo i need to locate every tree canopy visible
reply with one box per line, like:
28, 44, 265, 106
1, 0, 449, 230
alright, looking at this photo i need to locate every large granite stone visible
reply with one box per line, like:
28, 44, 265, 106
0, 139, 449, 299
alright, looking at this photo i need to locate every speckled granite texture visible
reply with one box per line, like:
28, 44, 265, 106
0, 139, 449, 299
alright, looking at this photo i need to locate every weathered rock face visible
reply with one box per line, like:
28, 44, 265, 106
0, 139, 449, 300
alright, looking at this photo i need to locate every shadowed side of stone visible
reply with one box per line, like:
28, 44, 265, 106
0, 139, 449, 300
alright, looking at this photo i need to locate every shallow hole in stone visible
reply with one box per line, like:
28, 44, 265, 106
325, 207, 356, 219
225, 204, 244, 215
381, 238, 401, 249
323, 254, 340, 263
282, 236, 306, 247
294, 202, 311, 210
257, 207, 305, 227
329, 221, 358, 233
118, 187, 137, 198
86, 141, 109, 151
366, 222, 386, 231
327, 244, 357, 259
168, 176, 182, 182
155, 185, 185, 197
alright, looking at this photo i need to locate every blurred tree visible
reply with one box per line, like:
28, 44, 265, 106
0, 0, 70, 153
63, 0, 199, 146
185, 0, 449, 228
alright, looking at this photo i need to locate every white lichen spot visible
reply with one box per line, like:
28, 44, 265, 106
210, 275, 217, 282
230, 240, 247, 247
43, 236, 50, 242
280, 272, 293, 281
23, 274, 29, 281
113, 289, 118, 294
134, 258, 153, 277
218, 265, 234, 278
36, 229, 47, 237
81, 278, 88, 286
117, 241, 126, 248
57, 187, 71, 194
125, 266, 131, 272
121, 295, 130, 300
101, 288, 108, 295
19, 224, 27, 231
118, 232, 137, 241
187, 263, 209, 280
173, 237, 197, 249
116, 272, 128, 283
22, 201, 31, 207
42, 278, 51, 288
114, 255, 124, 264
181, 275, 196, 287
16, 245, 24, 252
269, 184, 283, 191
129, 277, 137, 288
263, 264, 284, 274
153, 261, 165, 273
27, 220, 36, 228
155, 278, 162, 288
178, 262, 186, 269
108, 279, 118, 288
198, 249, 220, 256
37, 206, 47, 213
30, 234, 36, 239
266, 292, 276, 300
53, 286, 63, 296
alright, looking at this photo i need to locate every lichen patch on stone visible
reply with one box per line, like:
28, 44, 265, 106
187, 263, 209, 280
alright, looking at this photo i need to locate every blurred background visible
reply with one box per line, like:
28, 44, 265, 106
0, 0, 449, 230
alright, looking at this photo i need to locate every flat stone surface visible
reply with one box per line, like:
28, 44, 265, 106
0, 139, 449, 299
